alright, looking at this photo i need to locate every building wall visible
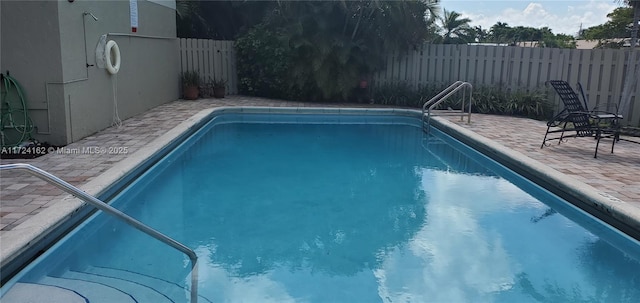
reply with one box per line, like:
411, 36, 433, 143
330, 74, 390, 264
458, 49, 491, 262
57, 0, 179, 143
1, 0, 178, 146
0, 1, 68, 144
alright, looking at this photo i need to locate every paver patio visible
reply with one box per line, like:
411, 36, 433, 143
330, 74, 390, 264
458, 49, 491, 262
1, 95, 639, 238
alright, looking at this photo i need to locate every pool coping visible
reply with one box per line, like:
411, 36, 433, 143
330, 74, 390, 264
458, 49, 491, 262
0, 109, 218, 272
432, 116, 640, 240
2, 106, 640, 276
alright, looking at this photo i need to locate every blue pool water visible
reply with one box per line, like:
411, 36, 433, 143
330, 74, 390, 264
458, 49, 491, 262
3, 113, 640, 302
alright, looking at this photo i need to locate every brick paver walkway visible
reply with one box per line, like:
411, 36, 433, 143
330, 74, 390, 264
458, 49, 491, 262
1, 96, 639, 236
445, 114, 640, 205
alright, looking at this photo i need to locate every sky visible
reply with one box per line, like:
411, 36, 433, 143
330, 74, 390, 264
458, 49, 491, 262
440, 0, 623, 36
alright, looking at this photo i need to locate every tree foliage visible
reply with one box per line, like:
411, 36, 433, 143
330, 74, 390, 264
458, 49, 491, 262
437, 9, 474, 44
430, 16, 576, 48
480, 23, 575, 48
180, 1, 582, 103
235, 25, 297, 100
233, 0, 441, 101
176, 0, 271, 39
488, 22, 511, 44
176, 0, 209, 38
580, 7, 633, 41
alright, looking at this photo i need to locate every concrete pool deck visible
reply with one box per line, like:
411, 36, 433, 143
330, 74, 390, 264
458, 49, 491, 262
1, 95, 640, 267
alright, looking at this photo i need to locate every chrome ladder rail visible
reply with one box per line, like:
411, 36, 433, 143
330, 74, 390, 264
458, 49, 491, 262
422, 81, 473, 132
0, 163, 198, 303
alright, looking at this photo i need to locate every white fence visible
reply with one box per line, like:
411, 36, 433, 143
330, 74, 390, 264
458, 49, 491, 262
178, 39, 640, 125
179, 38, 238, 94
375, 44, 640, 126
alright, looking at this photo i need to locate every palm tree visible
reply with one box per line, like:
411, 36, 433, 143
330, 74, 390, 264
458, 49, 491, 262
511, 26, 540, 46
438, 9, 473, 44
472, 26, 489, 43
489, 22, 511, 44
257, 0, 440, 100
175, 0, 209, 38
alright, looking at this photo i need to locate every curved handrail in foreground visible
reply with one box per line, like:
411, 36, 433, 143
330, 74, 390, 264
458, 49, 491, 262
0, 163, 198, 302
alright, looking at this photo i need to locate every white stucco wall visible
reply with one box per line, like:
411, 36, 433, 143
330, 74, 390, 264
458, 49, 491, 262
1, 1, 67, 144
1, 0, 178, 145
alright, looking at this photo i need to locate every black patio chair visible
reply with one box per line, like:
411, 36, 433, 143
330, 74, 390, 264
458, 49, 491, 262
541, 80, 622, 158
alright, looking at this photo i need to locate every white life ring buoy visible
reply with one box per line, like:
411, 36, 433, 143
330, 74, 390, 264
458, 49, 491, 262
105, 40, 121, 75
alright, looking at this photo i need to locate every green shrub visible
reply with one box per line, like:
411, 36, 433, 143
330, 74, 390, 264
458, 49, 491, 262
502, 89, 552, 119
371, 81, 553, 120
470, 86, 504, 114
472, 87, 552, 119
235, 26, 295, 99
235, 25, 323, 101
371, 81, 419, 107
180, 70, 200, 87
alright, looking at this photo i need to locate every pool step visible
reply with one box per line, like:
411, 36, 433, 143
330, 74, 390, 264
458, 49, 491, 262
38, 275, 136, 303
0, 282, 86, 303
82, 266, 190, 302
61, 269, 174, 303
0, 266, 197, 303
421, 136, 447, 145
82, 265, 202, 302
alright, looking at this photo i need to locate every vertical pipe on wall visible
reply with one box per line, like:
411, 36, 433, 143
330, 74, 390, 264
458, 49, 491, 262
83, 12, 96, 71
67, 94, 73, 141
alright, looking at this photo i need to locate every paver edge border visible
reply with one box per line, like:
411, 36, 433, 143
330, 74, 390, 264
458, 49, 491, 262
0, 108, 217, 271
431, 115, 640, 240
2, 106, 639, 280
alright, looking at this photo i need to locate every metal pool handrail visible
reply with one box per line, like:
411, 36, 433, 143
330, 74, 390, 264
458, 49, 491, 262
421, 80, 465, 112
0, 163, 198, 303
422, 81, 473, 132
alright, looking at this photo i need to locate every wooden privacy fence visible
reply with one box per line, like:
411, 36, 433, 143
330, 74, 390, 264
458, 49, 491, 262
375, 44, 640, 126
179, 38, 237, 94
179, 39, 640, 125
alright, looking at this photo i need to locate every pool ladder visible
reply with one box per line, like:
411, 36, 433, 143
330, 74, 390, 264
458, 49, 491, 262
422, 81, 473, 132
0, 163, 199, 303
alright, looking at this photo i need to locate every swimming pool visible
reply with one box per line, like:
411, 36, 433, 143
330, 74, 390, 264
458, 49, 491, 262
2, 109, 640, 302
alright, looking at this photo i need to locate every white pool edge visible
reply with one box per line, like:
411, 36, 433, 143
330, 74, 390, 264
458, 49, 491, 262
2, 106, 639, 274
0, 108, 218, 269
431, 115, 640, 237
